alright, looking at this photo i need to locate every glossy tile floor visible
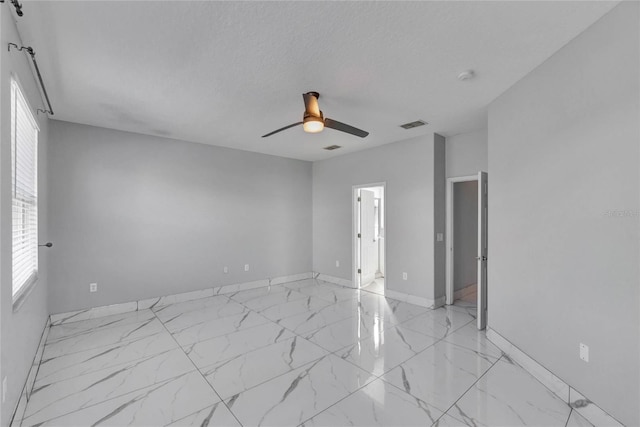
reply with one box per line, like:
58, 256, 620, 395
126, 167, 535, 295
19, 279, 590, 426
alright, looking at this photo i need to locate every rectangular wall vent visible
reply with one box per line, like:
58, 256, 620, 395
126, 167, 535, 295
323, 145, 342, 151
400, 120, 428, 129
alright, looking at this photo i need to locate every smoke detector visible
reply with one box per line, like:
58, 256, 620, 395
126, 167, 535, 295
457, 70, 475, 81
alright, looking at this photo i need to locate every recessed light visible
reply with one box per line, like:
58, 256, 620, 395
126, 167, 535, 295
457, 70, 475, 81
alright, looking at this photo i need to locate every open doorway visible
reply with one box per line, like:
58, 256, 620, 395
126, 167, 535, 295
446, 172, 488, 329
353, 183, 386, 296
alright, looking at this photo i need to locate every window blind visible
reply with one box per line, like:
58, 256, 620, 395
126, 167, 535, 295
11, 79, 39, 299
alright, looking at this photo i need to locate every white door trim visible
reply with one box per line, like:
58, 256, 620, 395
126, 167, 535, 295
445, 175, 479, 305
352, 182, 386, 290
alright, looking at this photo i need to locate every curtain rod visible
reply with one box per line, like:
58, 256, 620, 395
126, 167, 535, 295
8, 43, 54, 116
0, 0, 24, 17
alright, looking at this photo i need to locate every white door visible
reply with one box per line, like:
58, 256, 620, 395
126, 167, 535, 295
359, 190, 376, 286
477, 172, 488, 330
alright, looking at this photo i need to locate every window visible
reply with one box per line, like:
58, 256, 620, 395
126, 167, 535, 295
11, 78, 39, 301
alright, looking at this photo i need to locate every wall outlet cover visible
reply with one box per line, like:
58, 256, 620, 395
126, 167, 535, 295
402, 272, 408, 280
244, 264, 249, 272
336, 260, 340, 267
223, 266, 228, 274
89, 283, 98, 293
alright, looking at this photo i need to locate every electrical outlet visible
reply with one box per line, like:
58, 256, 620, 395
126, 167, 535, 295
580, 343, 589, 362
402, 272, 408, 280
89, 283, 98, 293
223, 266, 228, 274
244, 264, 249, 272
336, 260, 340, 267
2, 377, 7, 403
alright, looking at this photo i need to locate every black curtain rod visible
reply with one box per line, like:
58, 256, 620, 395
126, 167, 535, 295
0, 0, 24, 17
8, 43, 54, 115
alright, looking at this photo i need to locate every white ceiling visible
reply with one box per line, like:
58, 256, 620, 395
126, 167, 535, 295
16, 1, 617, 161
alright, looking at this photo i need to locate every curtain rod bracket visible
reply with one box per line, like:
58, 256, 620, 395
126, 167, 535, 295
1, 0, 24, 17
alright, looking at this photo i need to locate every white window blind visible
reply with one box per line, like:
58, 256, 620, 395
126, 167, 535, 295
11, 78, 39, 299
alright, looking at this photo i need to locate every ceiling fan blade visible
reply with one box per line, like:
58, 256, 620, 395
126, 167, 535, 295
302, 92, 321, 117
262, 122, 303, 138
324, 118, 369, 138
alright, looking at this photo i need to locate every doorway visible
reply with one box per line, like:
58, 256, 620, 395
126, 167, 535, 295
446, 172, 488, 329
353, 183, 386, 296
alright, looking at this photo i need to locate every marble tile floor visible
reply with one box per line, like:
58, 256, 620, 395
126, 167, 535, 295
360, 277, 385, 296
18, 278, 586, 426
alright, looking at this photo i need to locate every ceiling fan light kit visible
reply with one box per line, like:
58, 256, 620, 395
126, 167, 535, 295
262, 92, 369, 139
303, 115, 324, 133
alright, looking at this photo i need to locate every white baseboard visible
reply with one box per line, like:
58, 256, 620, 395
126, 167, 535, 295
50, 272, 314, 326
10, 317, 50, 427
486, 328, 623, 427
314, 273, 354, 288
385, 289, 435, 308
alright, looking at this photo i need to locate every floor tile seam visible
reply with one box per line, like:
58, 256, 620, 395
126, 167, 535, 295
162, 308, 271, 338
224, 353, 347, 425
150, 309, 244, 427
199, 339, 330, 402
276, 309, 357, 340
376, 375, 452, 422
240, 288, 312, 305
397, 315, 476, 340
39, 330, 170, 369
181, 313, 287, 350
151, 298, 239, 320
564, 408, 574, 427
496, 353, 577, 416
431, 352, 505, 425
432, 337, 502, 364
195, 334, 300, 375
33, 343, 183, 390
48, 309, 147, 328
41, 325, 168, 360
22, 367, 200, 426
46, 312, 158, 344
258, 298, 338, 322
294, 371, 385, 427
151, 297, 234, 318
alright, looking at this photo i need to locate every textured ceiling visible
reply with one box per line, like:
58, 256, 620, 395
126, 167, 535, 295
16, 1, 617, 161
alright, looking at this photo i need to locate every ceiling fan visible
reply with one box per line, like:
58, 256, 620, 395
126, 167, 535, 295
262, 92, 369, 138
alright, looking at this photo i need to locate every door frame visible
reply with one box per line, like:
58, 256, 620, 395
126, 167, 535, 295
352, 182, 386, 289
445, 175, 479, 305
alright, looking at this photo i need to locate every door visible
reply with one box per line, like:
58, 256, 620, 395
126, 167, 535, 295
477, 172, 488, 329
359, 189, 376, 286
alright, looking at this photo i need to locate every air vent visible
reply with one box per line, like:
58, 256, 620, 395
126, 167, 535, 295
400, 120, 428, 130
323, 145, 342, 151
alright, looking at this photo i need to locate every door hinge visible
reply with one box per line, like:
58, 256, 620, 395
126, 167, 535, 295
357, 233, 361, 238
357, 197, 361, 202
358, 269, 361, 274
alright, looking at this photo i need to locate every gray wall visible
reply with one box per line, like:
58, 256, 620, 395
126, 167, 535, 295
488, 3, 639, 425
48, 121, 312, 314
0, 5, 51, 425
446, 129, 487, 178
313, 133, 442, 302
453, 181, 477, 292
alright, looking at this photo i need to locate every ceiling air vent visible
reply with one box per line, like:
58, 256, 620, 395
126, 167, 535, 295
400, 120, 428, 130
323, 145, 342, 151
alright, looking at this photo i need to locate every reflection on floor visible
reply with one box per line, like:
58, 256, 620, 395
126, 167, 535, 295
361, 277, 384, 296
17, 278, 584, 426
